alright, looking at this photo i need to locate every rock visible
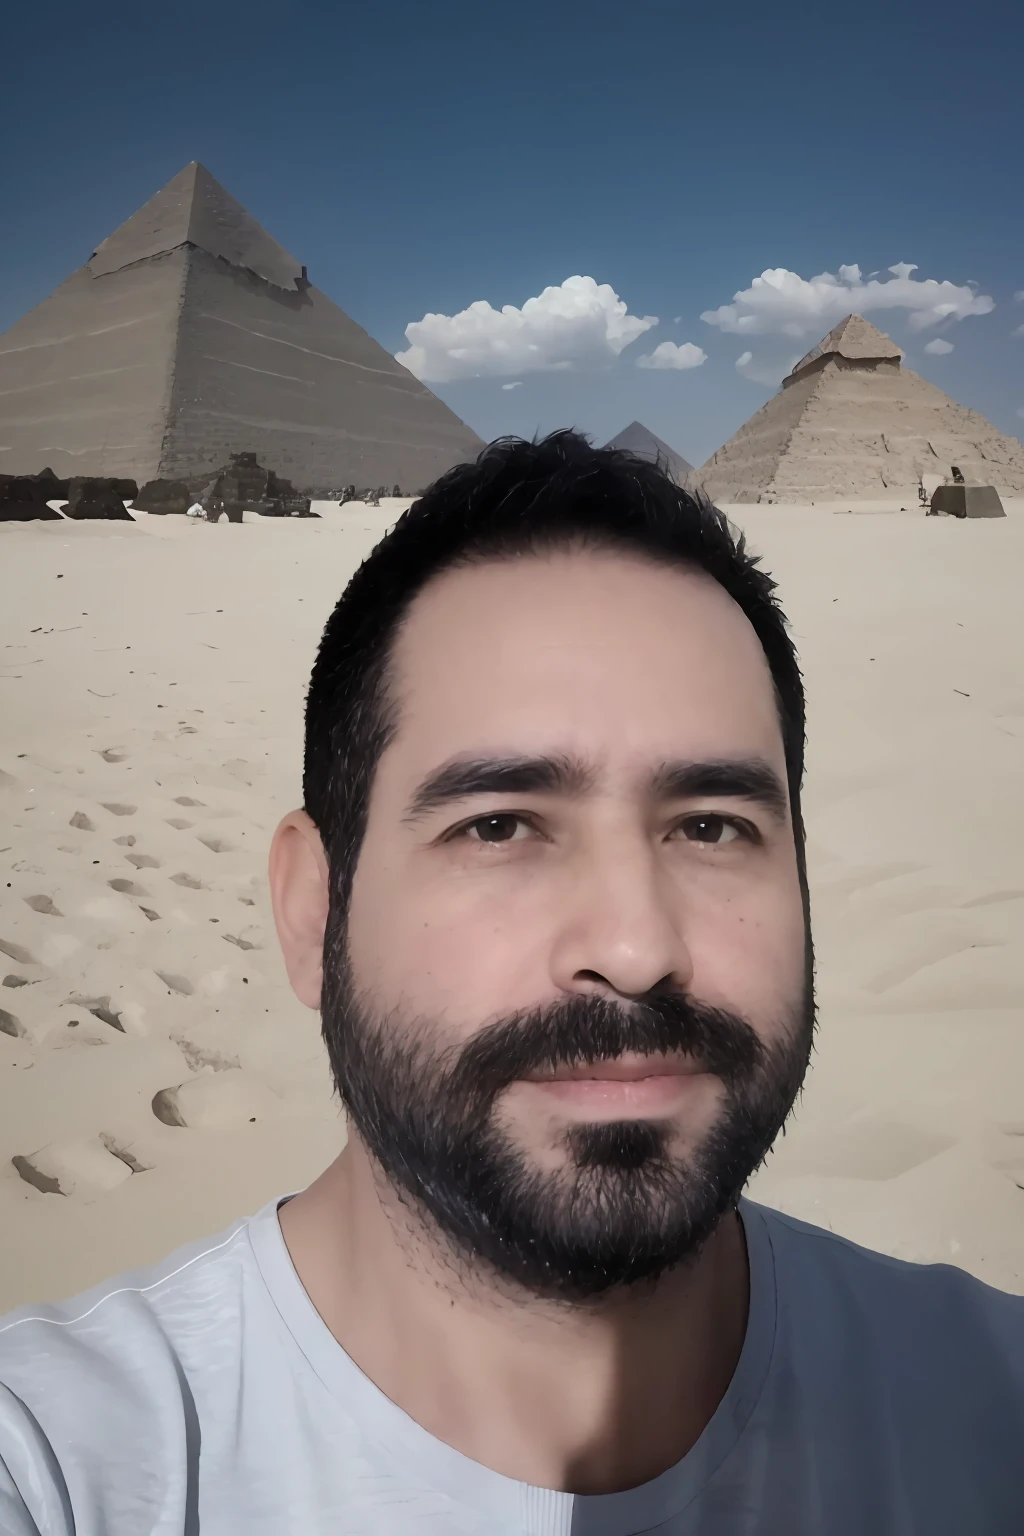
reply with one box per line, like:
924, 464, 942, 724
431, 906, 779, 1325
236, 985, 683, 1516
0, 474, 65, 521
134, 478, 191, 515
32, 468, 70, 500
63, 478, 136, 521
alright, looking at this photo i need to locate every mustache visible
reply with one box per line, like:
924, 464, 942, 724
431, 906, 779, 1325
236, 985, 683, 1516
443, 990, 765, 1109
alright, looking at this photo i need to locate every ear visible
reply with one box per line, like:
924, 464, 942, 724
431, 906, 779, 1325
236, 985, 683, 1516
268, 810, 331, 1009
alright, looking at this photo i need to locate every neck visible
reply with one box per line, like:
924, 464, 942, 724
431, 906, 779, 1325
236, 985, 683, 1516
278, 1139, 750, 1495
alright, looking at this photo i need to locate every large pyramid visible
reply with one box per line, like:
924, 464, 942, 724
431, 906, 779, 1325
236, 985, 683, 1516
697, 314, 1024, 503
0, 163, 484, 494
603, 421, 695, 487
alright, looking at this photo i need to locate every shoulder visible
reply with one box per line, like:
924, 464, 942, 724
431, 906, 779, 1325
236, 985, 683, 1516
0, 1210, 262, 1422
0, 1213, 269, 1535
747, 1200, 1024, 1373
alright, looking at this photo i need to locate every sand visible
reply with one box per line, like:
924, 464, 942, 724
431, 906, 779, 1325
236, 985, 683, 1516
1, 498, 1022, 1312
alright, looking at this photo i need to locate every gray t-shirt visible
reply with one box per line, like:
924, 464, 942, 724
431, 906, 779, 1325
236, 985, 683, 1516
1, 1194, 1022, 1534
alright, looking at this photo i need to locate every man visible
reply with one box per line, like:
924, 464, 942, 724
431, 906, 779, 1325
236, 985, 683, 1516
1, 431, 1021, 1533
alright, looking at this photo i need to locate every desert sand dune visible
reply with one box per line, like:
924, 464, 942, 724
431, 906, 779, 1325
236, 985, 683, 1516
1, 498, 1022, 1310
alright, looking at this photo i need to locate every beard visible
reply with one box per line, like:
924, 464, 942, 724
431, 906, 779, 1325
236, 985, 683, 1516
321, 928, 814, 1303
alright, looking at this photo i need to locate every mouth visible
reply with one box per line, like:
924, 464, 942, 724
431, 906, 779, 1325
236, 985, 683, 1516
522, 1053, 705, 1085
517, 1054, 713, 1115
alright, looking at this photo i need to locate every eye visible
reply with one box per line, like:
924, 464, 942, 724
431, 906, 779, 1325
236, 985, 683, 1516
457, 813, 535, 846
677, 814, 753, 847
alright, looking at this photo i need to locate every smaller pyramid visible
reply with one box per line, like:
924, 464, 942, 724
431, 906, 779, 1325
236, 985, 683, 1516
697, 314, 1024, 503
604, 422, 695, 486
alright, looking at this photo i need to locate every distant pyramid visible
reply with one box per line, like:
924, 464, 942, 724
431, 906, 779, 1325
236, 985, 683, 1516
0, 163, 484, 493
697, 314, 1024, 503
604, 422, 695, 486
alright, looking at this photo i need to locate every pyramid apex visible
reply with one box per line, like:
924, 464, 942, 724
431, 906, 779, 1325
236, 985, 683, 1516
787, 313, 902, 381
88, 163, 304, 290
603, 421, 695, 484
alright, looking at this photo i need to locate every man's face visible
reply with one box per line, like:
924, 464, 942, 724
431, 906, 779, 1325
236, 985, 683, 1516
324, 549, 812, 1300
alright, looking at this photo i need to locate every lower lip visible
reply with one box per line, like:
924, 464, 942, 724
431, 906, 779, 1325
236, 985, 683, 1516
522, 1073, 710, 1114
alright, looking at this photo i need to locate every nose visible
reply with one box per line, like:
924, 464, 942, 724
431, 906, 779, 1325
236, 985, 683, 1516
547, 842, 694, 1003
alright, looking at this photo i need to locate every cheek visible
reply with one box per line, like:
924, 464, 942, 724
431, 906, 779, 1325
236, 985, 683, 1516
689, 873, 807, 1031
346, 846, 536, 1018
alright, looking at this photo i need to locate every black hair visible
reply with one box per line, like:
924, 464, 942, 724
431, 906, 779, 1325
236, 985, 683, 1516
303, 429, 807, 920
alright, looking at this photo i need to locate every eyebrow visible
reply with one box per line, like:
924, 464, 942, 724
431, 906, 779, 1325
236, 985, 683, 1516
401, 752, 790, 827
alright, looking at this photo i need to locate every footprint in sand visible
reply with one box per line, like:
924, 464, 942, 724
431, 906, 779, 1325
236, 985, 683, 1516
139, 907, 161, 922
12, 1135, 147, 1199
174, 1038, 241, 1074
0, 1008, 25, 1038
165, 818, 193, 830
222, 933, 260, 951
0, 939, 39, 966
24, 895, 61, 917
97, 749, 129, 764
2, 975, 30, 989
69, 811, 95, 832
174, 796, 205, 808
197, 835, 234, 855
101, 803, 137, 817
125, 852, 161, 869
113, 834, 136, 847
152, 1069, 279, 1130
45, 1010, 114, 1051
109, 878, 148, 898
66, 995, 126, 1032
170, 872, 206, 890
155, 971, 194, 996
238, 896, 256, 906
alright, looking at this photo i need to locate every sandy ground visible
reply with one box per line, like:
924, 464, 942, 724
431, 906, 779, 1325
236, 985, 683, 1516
1, 497, 1022, 1313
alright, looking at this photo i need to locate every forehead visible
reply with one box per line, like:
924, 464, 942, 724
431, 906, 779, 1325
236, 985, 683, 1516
388, 550, 783, 770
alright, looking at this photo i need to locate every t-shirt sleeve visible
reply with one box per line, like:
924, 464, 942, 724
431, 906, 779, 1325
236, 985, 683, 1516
0, 1383, 73, 1536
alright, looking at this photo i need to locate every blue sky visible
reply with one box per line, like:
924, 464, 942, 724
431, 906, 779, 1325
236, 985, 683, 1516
3, 0, 1022, 467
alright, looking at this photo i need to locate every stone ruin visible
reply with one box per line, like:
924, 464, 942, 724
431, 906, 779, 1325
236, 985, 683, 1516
62, 477, 137, 520
0, 456, 336, 526
0, 471, 67, 522
133, 479, 192, 516
199, 453, 317, 522
1, 470, 138, 521
928, 478, 1006, 519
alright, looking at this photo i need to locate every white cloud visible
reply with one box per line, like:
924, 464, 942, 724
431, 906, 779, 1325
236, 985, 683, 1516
501, 381, 523, 390
635, 341, 707, 371
735, 349, 799, 386
396, 276, 657, 382
1014, 291, 1024, 302
923, 338, 954, 355
701, 262, 994, 339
